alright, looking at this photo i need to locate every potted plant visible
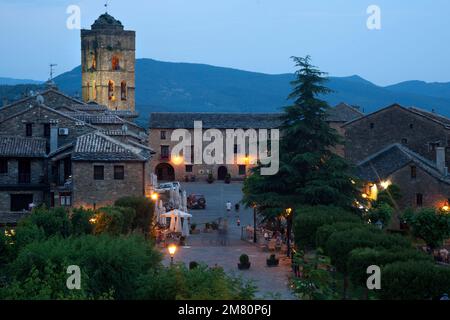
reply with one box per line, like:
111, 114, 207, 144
207, 173, 214, 184
179, 236, 186, 246
224, 173, 231, 184
238, 254, 251, 270
190, 223, 196, 234
204, 222, 212, 233
266, 254, 279, 267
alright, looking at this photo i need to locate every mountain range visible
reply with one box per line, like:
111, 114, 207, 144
2, 58, 450, 125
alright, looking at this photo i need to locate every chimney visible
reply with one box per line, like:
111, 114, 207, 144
436, 147, 447, 175
50, 126, 58, 153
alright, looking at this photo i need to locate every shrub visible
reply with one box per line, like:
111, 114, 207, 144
367, 203, 393, 227
316, 222, 375, 252
22, 207, 72, 238
11, 223, 46, 254
70, 208, 95, 235
326, 228, 411, 298
94, 207, 125, 236
348, 247, 432, 290
6, 234, 161, 300
115, 196, 154, 233
239, 254, 250, 265
136, 264, 256, 300
376, 185, 402, 207
403, 207, 450, 249
294, 205, 360, 248
189, 261, 199, 270
380, 261, 450, 300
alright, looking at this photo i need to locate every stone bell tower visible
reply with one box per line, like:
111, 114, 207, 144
81, 13, 135, 111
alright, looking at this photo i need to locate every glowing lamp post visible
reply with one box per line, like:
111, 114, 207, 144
286, 208, 293, 258
168, 243, 177, 265
150, 192, 159, 201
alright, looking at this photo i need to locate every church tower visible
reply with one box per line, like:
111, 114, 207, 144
81, 13, 135, 111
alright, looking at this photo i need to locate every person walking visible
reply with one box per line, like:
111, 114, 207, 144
226, 201, 232, 212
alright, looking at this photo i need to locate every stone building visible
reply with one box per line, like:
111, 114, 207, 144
81, 13, 136, 112
345, 104, 450, 212
49, 131, 152, 209
0, 92, 150, 225
344, 103, 450, 165
148, 104, 360, 181
356, 143, 450, 212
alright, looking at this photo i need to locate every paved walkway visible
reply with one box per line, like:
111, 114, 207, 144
161, 181, 297, 300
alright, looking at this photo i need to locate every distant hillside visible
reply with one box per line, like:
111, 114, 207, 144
2, 59, 450, 124
0, 77, 42, 86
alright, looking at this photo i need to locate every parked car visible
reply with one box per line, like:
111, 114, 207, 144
187, 194, 206, 209
155, 181, 181, 193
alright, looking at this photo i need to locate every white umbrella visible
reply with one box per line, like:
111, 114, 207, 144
175, 210, 183, 233
182, 190, 188, 212
182, 216, 190, 237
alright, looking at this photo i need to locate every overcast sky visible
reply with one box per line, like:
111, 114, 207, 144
0, 0, 449, 86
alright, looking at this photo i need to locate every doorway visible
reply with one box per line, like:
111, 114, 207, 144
217, 166, 228, 180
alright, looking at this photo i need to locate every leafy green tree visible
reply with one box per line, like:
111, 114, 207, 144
293, 205, 361, 249
94, 207, 125, 236
114, 196, 154, 234
21, 207, 72, 238
404, 207, 450, 250
292, 250, 338, 300
380, 261, 450, 300
70, 208, 95, 235
376, 184, 402, 207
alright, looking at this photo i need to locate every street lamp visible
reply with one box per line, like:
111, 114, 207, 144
253, 204, 257, 243
168, 243, 177, 266
286, 208, 293, 258
150, 192, 159, 201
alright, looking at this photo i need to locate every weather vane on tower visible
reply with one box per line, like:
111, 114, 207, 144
105, 0, 109, 13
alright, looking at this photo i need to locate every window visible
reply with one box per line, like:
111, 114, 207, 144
121, 81, 127, 101
234, 144, 239, 154
90, 80, 97, 100
60, 193, 72, 206
239, 165, 246, 175
18, 160, 31, 184
370, 123, 374, 129
112, 55, 120, 70
91, 52, 97, 70
416, 193, 423, 207
25, 123, 32, 137
411, 165, 417, 179
161, 146, 170, 159
0, 159, 7, 174
401, 138, 408, 145
43, 124, 51, 137
108, 80, 115, 101
160, 131, 167, 140
10, 194, 33, 212
114, 165, 125, 180
185, 165, 193, 173
409, 123, 414, 129
93, 165, 104, 180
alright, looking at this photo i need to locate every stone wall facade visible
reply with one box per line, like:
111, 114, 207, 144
71, 161, 149, 209
344, 105, 450, 165
81, 29, 136, 112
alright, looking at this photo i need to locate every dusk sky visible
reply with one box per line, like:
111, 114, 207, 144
0, 0, 449, 85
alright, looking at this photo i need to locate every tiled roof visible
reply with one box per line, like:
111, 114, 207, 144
326, 103, 364, 122
149, 112, 284, 129
0, 136, 47, 157
72, 132, 150, 161
71, 114, 126, 124
409, 107, 450, 127
91, 13, 124, 30
70, 104, 108, 112
356, 143, 450, 184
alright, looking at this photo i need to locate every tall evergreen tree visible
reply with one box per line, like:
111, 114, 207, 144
243, 55, 358, 218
